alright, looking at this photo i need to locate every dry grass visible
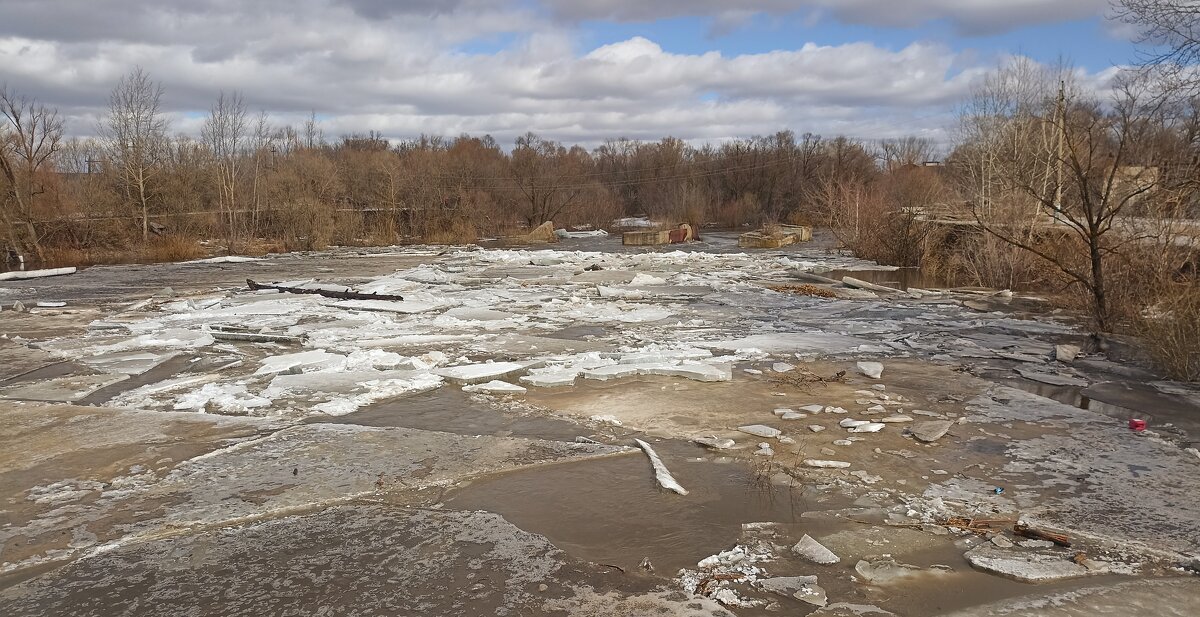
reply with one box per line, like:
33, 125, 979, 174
39, 246, 99, 267
141, 236, 206, 262
421, 217, 478, 245
1134, 285, 1200, 381
768, 283, 838, 298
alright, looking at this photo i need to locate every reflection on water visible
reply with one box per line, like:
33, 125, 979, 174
998, 375, 1200, 447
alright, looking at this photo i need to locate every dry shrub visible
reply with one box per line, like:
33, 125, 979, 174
768, 283, 837, 298
928, 231, 1056, 290
559, 193, 624, 232
421, 216, 478, 245
785, 210, 816, 227
39, 246, 98, 267
142, 235, 205, 262
712, 193, 760, 228
276, 198, 334, 251
1134, 285, 1200, 381
359, 214, 400, 246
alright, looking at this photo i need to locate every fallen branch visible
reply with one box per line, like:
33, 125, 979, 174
634, 438, 688, 495
943, 516, 1017, 533
768, 283, 838, 298
772, 368, 846, 392
1013, 523, 1072, 547
695, 573, 746, 596
247, 279, 404, 301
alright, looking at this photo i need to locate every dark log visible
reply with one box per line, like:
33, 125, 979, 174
246, 279, 404, 301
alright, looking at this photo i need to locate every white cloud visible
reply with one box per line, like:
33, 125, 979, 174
538, 1, 1112, 35
0, 0, 1120, 147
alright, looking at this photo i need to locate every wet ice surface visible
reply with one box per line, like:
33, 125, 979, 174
0, 243, 1106, 422
3, 237, 1200, 616
0, 505, 736, 617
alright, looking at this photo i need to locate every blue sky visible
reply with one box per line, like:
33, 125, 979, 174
572, 13, 1134, 72
0, 0, 1144, 145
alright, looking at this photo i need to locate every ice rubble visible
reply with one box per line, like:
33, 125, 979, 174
174, 383, 271, 413
462, 380, 527, 394
634, 438, 688, 495
36, 244, 1085, 422
436, 361, 527, 384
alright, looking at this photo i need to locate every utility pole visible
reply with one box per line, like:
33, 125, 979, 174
1053, 80, 1065, 216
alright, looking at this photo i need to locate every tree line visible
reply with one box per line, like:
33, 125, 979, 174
2, 68, 935, 258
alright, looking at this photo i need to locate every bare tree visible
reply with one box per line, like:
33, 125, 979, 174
100, 67, 168, 242
1116, 0, 1200, 92
302, 110, 323, 149
248, 111, 274, 237
952, 63, 1196, 331
0, 86, 64, 257
508, 133, 593, 226
201, 91, 249, 253
880, 136, 935, 171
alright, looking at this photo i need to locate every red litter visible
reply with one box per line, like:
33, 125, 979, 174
1128, 418, 1147, 431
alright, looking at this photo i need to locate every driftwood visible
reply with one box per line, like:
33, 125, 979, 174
247, 279, 404, 301
1013, 523, 1072, 547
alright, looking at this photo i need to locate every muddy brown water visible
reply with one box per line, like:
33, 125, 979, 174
310, 387, 589, 441
446, 441, 809, 575
444, 443, 1130, 616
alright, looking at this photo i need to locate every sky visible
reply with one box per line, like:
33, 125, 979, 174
0, 0, 1140, 148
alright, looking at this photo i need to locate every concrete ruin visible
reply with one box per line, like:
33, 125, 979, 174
738, 224, 812, 248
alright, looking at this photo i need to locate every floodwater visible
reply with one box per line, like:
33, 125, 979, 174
5, 235, 1198, 616
446, 441, 807, 575
994, 373, 1200, 448
445, 440, 1131, 617
312, 387, 587, 441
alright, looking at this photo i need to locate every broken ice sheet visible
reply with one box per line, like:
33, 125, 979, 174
77, 351, 180, 376
0, 373, 129, 402
254, 350, 348, 375
173, 383, 271, 413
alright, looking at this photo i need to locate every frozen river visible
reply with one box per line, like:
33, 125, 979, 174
1, 236, 1198, 615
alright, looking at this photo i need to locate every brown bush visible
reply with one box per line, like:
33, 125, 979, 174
1133, 285, 1200, 381
711, 193, 760, 228
421, 216, 478, 245
141, 235, 205, 262
39, 246, 99, 267
928, 231, 1057, 290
